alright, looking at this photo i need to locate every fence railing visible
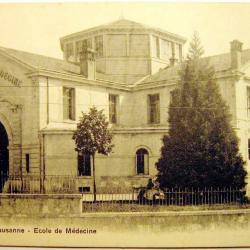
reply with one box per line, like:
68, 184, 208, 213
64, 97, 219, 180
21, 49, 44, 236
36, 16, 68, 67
0, 173, 249, 208
161, 187, 247, 205
82, 187, 249, 212
0, 173, 83, 194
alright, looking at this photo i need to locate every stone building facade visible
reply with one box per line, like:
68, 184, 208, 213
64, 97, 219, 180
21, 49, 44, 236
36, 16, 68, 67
0, 19, 250, 193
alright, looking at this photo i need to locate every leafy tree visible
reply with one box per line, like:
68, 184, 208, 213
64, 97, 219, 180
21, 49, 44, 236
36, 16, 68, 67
72, 106, 113, 201
156, 33, 247, 190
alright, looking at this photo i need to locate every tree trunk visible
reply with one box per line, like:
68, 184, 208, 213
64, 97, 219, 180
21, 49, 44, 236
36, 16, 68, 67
92, 153, 97, 202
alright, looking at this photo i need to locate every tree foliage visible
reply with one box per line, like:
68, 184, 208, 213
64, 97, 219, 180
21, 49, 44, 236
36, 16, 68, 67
72, 106, 113, 201
72, 106, 113, 155
188, 31, 204, 60
156, 33, 247, 189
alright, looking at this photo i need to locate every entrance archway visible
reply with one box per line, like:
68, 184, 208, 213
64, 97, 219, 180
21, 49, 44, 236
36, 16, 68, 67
0, 122, 9, 192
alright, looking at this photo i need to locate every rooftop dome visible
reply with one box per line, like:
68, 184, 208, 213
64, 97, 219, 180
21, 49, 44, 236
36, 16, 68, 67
60, 18, 186, 43
60, 18, 186, 84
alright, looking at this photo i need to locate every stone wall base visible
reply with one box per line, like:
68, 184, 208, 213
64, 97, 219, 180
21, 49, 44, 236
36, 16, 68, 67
0, 194, 82, 217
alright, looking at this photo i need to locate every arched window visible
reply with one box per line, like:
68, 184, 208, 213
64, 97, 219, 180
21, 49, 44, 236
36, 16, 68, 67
78, 153, 91, 176
136, 148, 149, 175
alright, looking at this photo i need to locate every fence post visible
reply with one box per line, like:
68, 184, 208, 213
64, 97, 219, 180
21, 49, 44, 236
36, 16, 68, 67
203, 187, 206, 206
191, 187, 193, 206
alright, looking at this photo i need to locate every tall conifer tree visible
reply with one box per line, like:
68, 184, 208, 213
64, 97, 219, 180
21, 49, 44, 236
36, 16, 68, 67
156, 33, 247, 189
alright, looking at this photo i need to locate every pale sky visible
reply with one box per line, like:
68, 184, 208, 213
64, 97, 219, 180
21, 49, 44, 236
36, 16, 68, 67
0, 2, 250, 59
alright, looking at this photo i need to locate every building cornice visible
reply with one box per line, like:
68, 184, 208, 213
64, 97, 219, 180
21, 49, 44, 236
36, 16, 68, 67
26, 69, 131, 91
214, 70, 245, 80
60, 27, 186, 50
112, 127, 169, 134
40, 126, 169, 135
132, 79, 179, 91
132, 70, 246, 91
61, 28, 186, 42
25, 67, 247, 94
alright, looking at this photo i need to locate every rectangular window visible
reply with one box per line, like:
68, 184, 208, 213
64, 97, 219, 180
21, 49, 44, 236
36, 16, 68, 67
152, 36, 160, 58
95, 35, 103, 57
247, 87, 250, 118
25, 154, 30, 173
76, 40, 83, 62
78, 153, 91, 176
175, 43, 180, 62
109, 94, 118, 124
79, 186, 90, 193
160, 39, 170, 60
178, 44, 183, 61
148, 94, 160, 124
76, 39, 92, 61
107, 35, 127, 57
65, 43, 74, 60
83, 38, 92, 50
63, 87, 75, 120
129, 34, 149, 56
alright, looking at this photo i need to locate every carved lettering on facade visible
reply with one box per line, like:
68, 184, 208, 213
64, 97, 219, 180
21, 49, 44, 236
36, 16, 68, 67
0, 69, 22, 87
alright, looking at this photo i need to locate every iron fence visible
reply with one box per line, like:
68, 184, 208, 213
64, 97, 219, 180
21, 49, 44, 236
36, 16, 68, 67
81, 187, 249, 212
0, 173, 81, 194
0, 173, 249, 209
161, 187, 247, 205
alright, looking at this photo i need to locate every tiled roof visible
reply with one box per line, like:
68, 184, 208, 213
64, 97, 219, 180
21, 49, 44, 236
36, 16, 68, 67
0, 46, 121, 83
0, 46, 80, 74
141, 49, 250, 84
2, 45, 250, 87
100, 18, 148, 29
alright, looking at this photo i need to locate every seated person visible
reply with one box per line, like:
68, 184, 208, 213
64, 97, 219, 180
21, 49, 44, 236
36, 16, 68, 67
147, 178, 154, 190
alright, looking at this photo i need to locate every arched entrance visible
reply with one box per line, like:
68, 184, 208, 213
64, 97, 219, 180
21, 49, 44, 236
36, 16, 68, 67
0, 122, 9, 192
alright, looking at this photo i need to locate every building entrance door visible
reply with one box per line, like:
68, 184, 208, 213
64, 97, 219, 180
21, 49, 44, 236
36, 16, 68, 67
0, 122, 9, 192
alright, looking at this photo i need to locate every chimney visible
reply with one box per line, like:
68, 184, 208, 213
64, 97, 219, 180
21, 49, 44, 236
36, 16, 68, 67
230, 40, 243, 70
80, 48, 96, 80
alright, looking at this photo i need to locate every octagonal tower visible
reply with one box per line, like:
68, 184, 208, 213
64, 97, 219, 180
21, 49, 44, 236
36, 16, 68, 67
60, 18, 186, 84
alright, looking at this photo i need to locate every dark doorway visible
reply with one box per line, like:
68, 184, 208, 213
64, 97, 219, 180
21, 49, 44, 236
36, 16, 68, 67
0, 122, 9, 192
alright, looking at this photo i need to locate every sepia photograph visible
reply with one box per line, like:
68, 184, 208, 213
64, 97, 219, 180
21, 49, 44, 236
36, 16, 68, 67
0, 1, 250, 248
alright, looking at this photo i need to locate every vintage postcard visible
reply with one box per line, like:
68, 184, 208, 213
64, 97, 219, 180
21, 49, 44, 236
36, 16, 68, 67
0, 2, 250, 248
